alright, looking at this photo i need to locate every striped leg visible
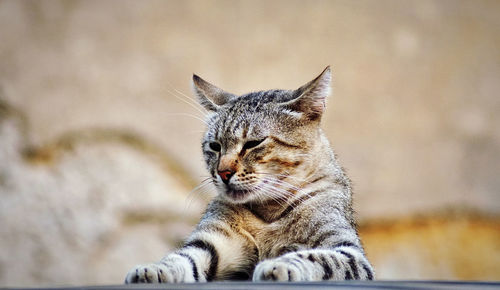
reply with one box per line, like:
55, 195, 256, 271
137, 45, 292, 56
252, 246, 374, 281
125, 239, 220, 283
125, 224, 258, 283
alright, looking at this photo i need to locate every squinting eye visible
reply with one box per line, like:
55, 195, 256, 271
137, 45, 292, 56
209, 142, 221, 152
243, 138, 266, 150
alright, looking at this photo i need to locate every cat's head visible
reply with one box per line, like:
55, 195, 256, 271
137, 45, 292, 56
193, 67, 331, 204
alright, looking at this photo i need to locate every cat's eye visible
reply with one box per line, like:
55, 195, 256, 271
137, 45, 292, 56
243, 138, 266, 151
209, 142, 221, 152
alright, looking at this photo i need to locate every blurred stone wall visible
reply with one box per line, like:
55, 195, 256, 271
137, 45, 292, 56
0, 0, 498, 286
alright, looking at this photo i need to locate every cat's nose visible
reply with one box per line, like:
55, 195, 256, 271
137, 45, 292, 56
218, 170, 234, 184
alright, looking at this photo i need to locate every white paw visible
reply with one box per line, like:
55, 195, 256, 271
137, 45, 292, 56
124, 262, 193, 283
252, 259, 305, 282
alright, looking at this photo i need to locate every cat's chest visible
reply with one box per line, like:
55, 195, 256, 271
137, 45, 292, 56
250, 214, 314, 260
239, 200, 322, 259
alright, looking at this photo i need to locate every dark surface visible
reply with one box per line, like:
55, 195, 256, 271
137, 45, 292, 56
8, 281, 500, 290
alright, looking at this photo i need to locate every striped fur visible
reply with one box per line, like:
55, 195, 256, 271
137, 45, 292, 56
125, 66, 374, 283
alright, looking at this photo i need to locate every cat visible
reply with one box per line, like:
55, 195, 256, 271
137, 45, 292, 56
124, 66, 374, 282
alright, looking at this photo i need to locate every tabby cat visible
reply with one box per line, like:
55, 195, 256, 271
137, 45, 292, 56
125, 66, 374, 282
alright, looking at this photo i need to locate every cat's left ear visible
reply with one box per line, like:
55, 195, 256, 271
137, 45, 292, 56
192, 74, 236, 112
285, 66, 331, 121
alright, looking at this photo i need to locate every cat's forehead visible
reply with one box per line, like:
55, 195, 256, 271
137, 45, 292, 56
234, 89, 294, 107
205, 89, 293, 141
209, 107, 266, 141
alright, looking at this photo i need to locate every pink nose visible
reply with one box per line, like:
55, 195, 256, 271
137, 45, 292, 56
218, 170, 234, 184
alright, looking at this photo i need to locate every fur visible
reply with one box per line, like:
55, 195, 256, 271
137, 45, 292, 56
125, 66, 374, 282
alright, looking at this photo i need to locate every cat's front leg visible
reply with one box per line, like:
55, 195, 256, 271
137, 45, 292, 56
125, 237, 225, 283
253, 247, 374, 281
125, 202, 259, 283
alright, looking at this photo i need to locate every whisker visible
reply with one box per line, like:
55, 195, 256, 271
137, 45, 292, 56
257, 173, 304, 191
165, 113, 208, 126
165, 89, 208, 118
183, 178, 213, 211
258, 177, 297, 206
173, 88, 207, 112
257, 175, 328, 215
247, 179, 286, 206
184, 179, 211, 204
255, 171, 319, 188
254, 184, 289, 208
162, 82, 208, 114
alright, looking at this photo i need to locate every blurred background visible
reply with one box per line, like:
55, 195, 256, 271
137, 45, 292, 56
0, 0, 499, 286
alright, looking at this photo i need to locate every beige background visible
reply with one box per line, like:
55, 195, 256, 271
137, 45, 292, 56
0, 0, 499, 286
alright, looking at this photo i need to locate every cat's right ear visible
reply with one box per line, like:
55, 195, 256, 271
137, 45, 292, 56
192, 74, 235, 112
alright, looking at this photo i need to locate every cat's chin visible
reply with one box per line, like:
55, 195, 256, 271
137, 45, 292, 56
222, 188, 254, 204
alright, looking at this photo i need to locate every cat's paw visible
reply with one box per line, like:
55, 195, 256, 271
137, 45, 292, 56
124, 262, 194, 283
252, 259, 307, 282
